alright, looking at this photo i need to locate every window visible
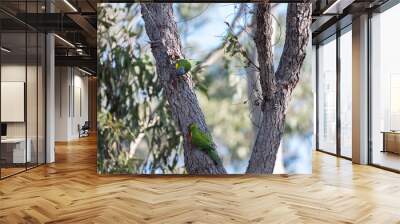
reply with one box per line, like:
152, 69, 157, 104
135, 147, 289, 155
340, 28, 352, 158
370, 3, 400, 171
0, 1, 46, 179
317, 37, 337, 154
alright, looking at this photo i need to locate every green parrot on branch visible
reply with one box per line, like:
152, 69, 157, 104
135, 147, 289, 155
176, 59, 192, 77
172, 59, 192, 88
188, 123, 222, 165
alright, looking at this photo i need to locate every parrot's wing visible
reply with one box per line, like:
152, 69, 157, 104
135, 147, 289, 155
191, 128, 220, 164
192, 128, 214, 151
203, 134, 214, 149
198, 129, 213, 146
205, 131, 213, 141
208, 150, 222, 165
185, 61, 192, 71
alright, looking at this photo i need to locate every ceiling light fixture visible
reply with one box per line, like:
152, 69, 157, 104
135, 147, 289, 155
54, 34, 75, 48
1, 47, 11, 53
78, 67, 92, 76
63, 0, 78, 12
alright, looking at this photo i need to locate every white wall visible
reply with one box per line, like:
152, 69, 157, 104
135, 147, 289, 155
1, 63, 46, 164
1, 65, 41, 138
1, 82, 25, 122
71, 73, 89, 138
55, 66, 69, 141
1, 65, 26, 139
54, 66, 89, 141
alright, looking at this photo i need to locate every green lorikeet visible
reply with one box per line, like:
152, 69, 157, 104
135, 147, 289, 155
176, 59, 192, 77
188, 123, 222, 165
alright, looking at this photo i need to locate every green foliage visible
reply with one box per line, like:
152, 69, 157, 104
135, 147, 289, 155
224, 31, 252, 68
196, 55, 254, 169
97, 3, 183, 174
97, 112, 143, 173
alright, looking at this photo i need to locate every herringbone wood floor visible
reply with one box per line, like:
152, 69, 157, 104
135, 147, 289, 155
1, 135, 400, 224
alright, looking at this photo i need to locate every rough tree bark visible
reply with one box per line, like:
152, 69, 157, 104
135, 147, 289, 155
246, 49, 263, 134
141, 3, 226, 174
246, 3, 311, 174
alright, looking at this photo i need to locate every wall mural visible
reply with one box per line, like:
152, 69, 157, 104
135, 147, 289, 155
97, 3, 313, 175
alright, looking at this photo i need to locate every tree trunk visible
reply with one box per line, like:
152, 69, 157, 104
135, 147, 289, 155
245, 49, 263, 134
247, 3, 311, 174
141, 3, 226, 174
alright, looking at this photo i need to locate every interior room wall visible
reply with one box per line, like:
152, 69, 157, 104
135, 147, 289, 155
55, 66, 69, 141
1, 64, 28, 138
26, 63, 38, 165
1, 63, 45, 164
72, 72, 89, 137
88, 77, 97, 132
37, 64, 45, 164
55, 66, 89, 141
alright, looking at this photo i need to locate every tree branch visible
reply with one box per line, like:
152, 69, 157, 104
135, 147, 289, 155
253, 3, 275, 104
141, 3, 226, 174
246, 3, 311, 174
276, 3, 312, 91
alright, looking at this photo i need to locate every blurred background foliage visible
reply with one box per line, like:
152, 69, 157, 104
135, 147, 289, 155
98, 4, 183, 174
97, 3, 313, 174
